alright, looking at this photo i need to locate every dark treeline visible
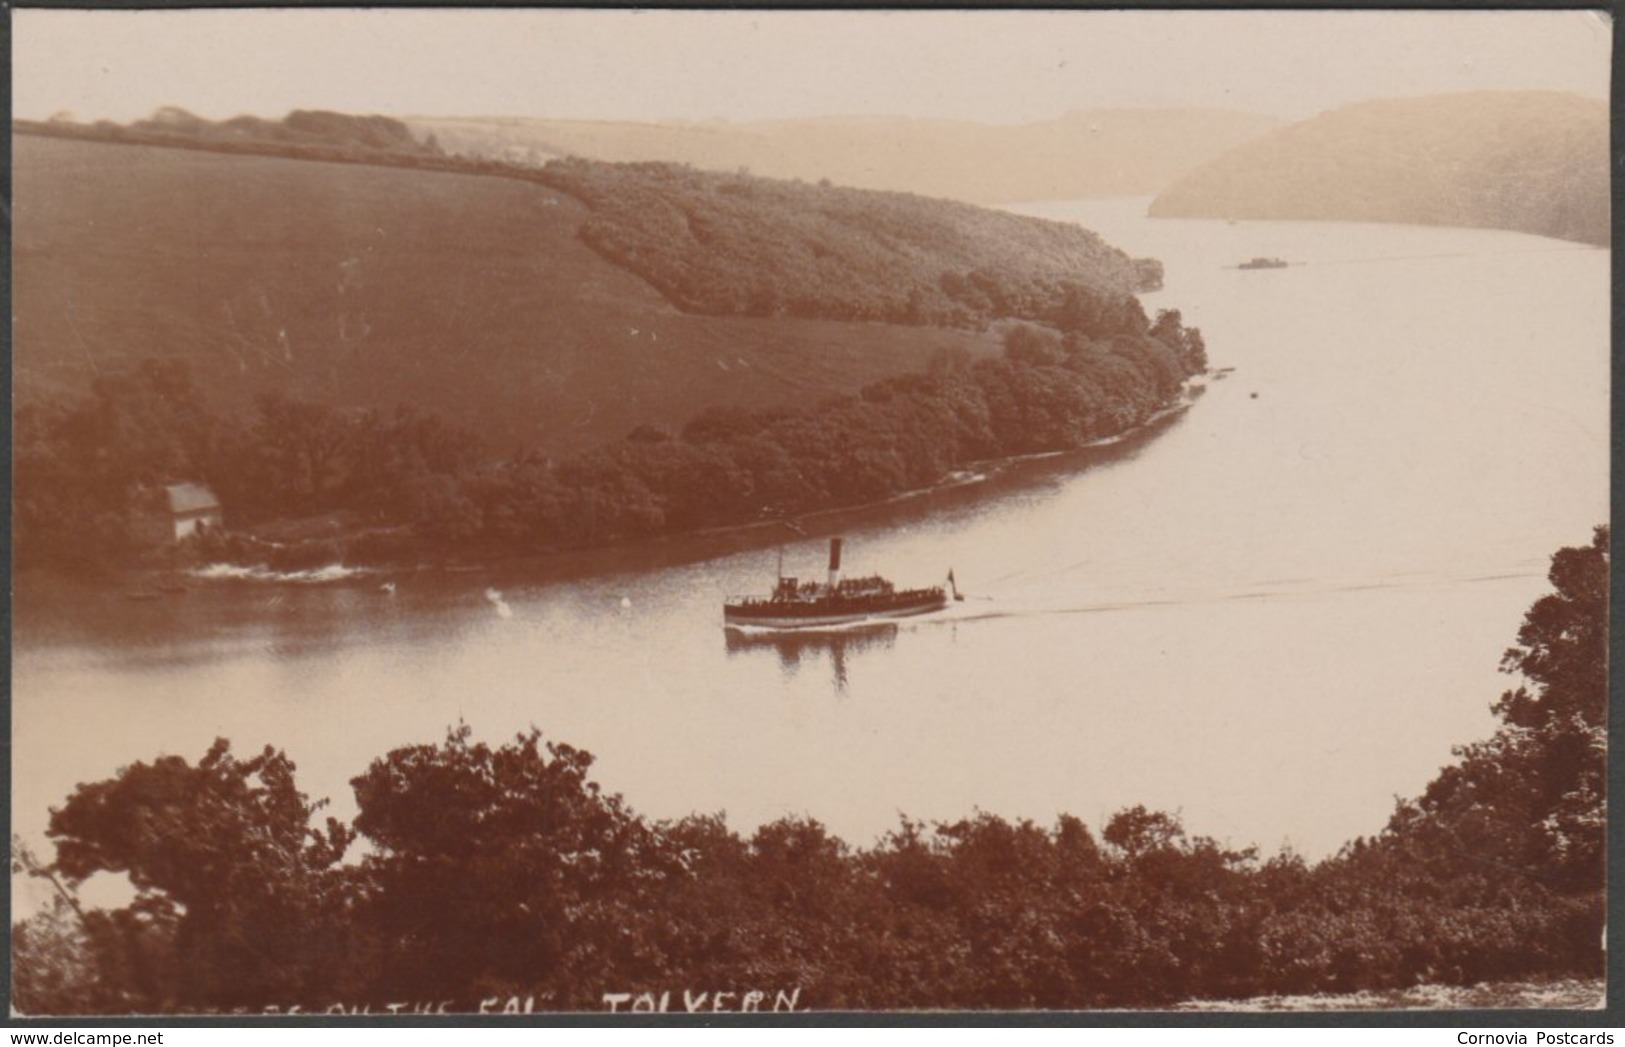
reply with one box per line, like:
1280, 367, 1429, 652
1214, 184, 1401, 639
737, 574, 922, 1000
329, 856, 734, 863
12, 528, 1607, 1012
13, 360, 484, 572
15, 316, 1205, 574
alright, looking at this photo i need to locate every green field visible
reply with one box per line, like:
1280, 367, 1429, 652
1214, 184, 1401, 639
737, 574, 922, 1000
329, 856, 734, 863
14, 135, 1002, 453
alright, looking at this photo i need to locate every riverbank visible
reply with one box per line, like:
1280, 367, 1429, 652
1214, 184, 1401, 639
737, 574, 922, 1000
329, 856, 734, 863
10, 381, 1206, 656
119, 377, 1207, 594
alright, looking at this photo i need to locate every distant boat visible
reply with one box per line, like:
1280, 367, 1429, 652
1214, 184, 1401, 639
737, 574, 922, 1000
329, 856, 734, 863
724, 538, 953, 629
1237, 257, 1290, 270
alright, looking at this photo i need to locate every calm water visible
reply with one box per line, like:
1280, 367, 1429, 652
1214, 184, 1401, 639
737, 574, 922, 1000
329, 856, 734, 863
13, 201, 1608, 908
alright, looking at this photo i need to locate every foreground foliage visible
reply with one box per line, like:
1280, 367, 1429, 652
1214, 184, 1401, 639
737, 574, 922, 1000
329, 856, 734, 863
13, 530, 1605, 1013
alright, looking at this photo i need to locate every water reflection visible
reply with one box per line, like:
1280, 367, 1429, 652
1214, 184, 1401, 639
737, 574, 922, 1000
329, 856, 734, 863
724, 623, 899, 692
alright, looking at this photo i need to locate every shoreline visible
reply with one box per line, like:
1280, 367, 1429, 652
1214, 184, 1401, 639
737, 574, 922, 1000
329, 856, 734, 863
234, 381, 1200, 581
18, 374, 1208, 609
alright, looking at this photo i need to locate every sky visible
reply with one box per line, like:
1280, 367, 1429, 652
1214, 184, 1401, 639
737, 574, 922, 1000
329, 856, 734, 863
12, 8, 1611, 127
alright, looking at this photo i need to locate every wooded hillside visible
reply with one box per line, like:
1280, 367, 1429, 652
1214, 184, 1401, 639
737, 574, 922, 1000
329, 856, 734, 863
1150, 92, 1609, 246
12, 134, 1002, 454
14, 127, 1200, 572
540, 157, 1157, 326
15, 127, 1166, 457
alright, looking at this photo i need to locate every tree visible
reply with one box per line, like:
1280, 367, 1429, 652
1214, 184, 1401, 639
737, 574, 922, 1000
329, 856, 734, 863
1149, 309, 1208, 373
1002, 324, 1065, 367
1379, 526, 1607, 962
45, 741, 355, 1010
11, 837, 111, 1015
1102, 805, 1186, 858
252, 393, 358, 511
13, 359, 224, 569
348, 726, 656, 1006
1495, 524, 1608, 733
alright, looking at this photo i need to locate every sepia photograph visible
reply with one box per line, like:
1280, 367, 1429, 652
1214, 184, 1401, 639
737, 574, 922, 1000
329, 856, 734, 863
8, 8, 1611, 1018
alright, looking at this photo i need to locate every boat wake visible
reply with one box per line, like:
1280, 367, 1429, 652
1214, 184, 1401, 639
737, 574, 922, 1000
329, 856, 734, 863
189, 562, 372, 584
914, 562, 1548, 628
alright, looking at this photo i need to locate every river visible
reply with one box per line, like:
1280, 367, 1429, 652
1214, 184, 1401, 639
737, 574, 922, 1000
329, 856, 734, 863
12, 199, 1608, 908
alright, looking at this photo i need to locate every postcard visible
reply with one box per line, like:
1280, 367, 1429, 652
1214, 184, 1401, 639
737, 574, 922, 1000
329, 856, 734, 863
9, 8, 1610, 1019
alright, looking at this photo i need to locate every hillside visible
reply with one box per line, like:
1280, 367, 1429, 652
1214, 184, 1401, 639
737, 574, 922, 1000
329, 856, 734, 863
409, 109, 1280, 204
538, 157, 1158, 326
15, 129, 1210, 570
1149, 92, 1608, 246
13, 134, 1011, 454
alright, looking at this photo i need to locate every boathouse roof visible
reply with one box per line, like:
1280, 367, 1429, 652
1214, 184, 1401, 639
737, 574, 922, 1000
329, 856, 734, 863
164, 482, 220, 517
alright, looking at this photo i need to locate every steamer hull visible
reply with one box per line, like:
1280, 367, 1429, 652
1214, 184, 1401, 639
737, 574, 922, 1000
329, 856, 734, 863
723, 590, 948, 630
724, 537, 954, 630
